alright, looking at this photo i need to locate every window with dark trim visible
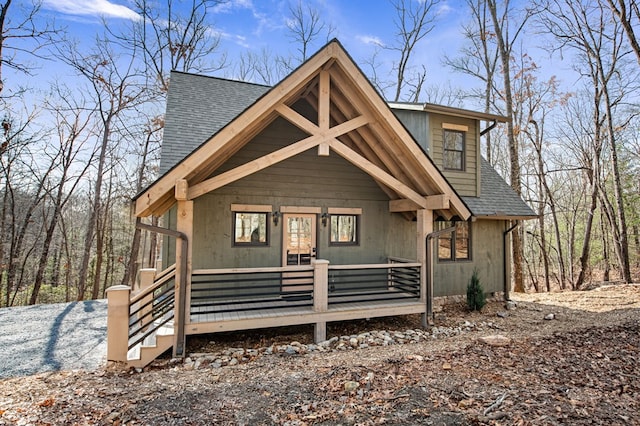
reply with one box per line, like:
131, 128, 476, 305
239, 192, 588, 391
443, 129, 465, 171
329, 214, 359, 245
233, 212, 269, 246
437, 220, 471, 261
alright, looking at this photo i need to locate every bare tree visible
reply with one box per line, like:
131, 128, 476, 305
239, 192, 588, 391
539, 0, 634, 284
606, 0, 640, 65
387, 0, 441, 102
57, 36, 149, 300
286, 0, 334, 63
0, 0, 58, 96
486, 0, 534, 293
443, 0, 500, 162
114, 0, 227, 93
28, 85, 92, 304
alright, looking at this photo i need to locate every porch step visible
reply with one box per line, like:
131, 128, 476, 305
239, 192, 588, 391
127, 321, 174, 368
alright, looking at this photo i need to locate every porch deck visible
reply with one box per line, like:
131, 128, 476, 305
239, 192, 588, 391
187, 291, 425, 335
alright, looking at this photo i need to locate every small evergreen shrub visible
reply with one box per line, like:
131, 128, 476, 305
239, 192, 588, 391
466, 269, 486, 311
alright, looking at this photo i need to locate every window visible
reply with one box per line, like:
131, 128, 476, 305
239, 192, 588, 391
437, 220, 471, 261
330, 214, 359, 245
233, 212, 269, 246
443, 129, 465, 171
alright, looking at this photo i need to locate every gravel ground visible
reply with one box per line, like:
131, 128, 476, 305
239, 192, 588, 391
0, 300, 107, 379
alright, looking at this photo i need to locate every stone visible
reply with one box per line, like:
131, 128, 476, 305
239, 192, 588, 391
505, 301, 517, 310
344, 381, 360, 392
285, 346, 298, 355
228, 358, 238, 366
442, 362, 452, 370
349, 337, 359, 347
544, 313, 555, 320
210, 362, 222, 369
479, 335, 512, 347
497, 311, 509, 318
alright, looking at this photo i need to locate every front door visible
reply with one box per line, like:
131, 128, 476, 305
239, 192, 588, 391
282, 213, 316, 293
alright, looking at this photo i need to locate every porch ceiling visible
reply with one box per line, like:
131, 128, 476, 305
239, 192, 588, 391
134, 40, 470, 221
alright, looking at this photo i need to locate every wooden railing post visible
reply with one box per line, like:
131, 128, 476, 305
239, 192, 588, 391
106, 285, 131, 363
138, 268, 156, 329
312, 259, 329, 342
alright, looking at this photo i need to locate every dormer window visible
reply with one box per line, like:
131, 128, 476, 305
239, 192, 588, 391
443, 129, 465, 171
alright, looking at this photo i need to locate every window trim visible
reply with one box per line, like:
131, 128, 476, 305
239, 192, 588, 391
437, 220, 472, 262
231, 205, 271, 247
443, 129, 466, 171
328, 213, 360, 246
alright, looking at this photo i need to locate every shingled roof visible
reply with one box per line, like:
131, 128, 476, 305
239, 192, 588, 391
160, 72, 270, 175
462, 158, 536, 219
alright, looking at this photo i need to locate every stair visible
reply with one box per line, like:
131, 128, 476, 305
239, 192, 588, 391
127, 321, 174, 368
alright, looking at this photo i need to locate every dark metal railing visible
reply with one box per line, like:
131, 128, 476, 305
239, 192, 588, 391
191, 266, 315, 316
327, 262, 421, 306
127, 268, 176, 351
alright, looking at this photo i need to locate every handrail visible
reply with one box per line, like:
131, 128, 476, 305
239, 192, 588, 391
329, 262, 421, 270
135, 222, 188, 358
193, 265, 313, 275
154, 263, 176, 281
130, 267, 176, 305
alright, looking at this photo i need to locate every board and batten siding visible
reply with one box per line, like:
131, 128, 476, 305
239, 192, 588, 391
429, 114, 479, 197
190, 117, 417, 270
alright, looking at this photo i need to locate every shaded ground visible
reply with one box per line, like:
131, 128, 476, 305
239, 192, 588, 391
0, 300, 107, 379
0, 285, 639, 425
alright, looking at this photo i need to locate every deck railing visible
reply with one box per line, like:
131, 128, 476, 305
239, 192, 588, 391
190, 265, 315, 316
189, 260, 421, 317
327, 262, 421, 306
127, 266, 176, 351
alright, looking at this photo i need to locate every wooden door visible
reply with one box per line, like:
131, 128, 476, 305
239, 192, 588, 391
282, 213, 316, 294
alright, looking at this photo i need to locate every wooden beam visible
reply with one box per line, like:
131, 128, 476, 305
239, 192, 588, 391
135, 42, 342, 217
188, 135, 321, 200
389, 199, 422, 212
329, 139, 427, 208
424, 194, 450, 210
175, 179, 188, 201
318, 143, 330, 156
318, 70, 330, 131
187, 114, 369, 199
275, 104, 318, 135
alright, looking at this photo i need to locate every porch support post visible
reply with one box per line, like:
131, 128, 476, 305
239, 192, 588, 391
416, 209, 433, 327
106, 285, 131, 363
175, 193, 194, 358
312, 259, 329, 342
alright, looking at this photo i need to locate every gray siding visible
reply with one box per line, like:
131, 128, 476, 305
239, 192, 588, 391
433, 219, 506, 296
429, 113, 479, 197
392, 109, 429, 153
190, 117, 416, 270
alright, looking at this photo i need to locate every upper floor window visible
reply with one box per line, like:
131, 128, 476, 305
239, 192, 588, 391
437, 220, 471, 261
443, 129, 465, 171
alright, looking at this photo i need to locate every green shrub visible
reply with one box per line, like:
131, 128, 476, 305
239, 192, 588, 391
466, 269, 486, 311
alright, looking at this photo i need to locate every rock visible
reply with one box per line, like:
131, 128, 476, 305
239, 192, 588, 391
505, 301, 517, 310
285, 345, 298, 355
497, 311, 508, 318
349, 337, 359, 347
479, 335, 511, 347
210, 362, 222, 369
344, 381, 360, 392
228, 358, 238, 366
544, 313, 555, 320
442, 362, 452, 370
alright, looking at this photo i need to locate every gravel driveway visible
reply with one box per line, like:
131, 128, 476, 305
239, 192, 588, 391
0, 300, 107, 379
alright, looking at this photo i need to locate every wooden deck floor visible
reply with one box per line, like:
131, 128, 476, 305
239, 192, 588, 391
186, 292, 424, 335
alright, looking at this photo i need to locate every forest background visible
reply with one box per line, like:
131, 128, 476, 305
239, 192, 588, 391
1, 0, 638, 307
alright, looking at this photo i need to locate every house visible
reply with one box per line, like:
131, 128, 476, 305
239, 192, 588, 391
106, 39, 535, 367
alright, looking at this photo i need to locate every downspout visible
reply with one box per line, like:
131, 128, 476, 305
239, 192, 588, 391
480, 120, 498, 136
503, 221, 518, 301
425, 225, 456, 326
136, 222, 188, 358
